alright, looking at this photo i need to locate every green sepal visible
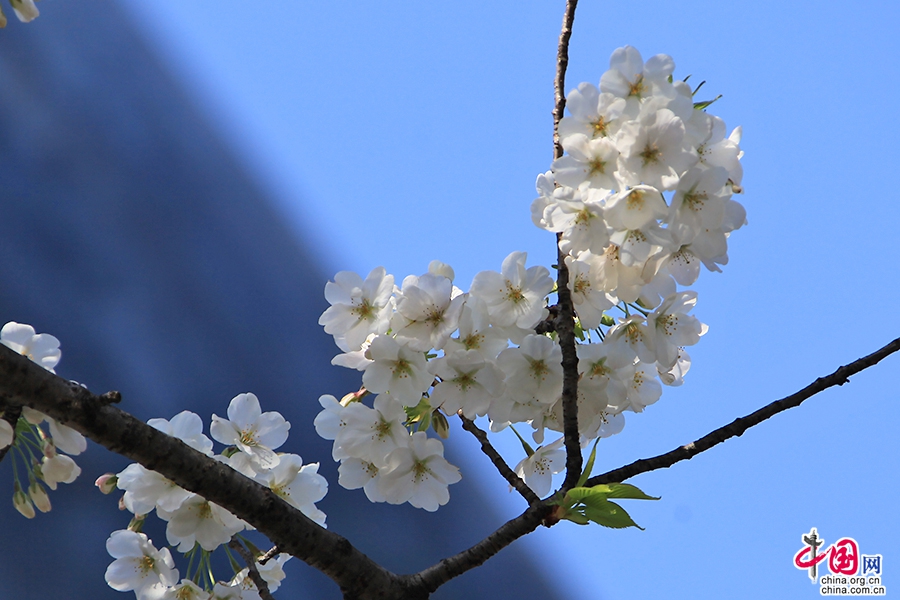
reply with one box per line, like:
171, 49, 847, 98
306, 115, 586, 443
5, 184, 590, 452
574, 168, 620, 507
404, 397, 433, 431
226, 549, 242, 573
600, 314, 615, 327
241, 537, 263, 559
694, 94, 723, 110
509, 425, 535, 457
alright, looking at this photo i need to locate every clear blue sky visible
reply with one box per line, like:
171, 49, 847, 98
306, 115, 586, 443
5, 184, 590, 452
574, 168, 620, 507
123, 2, 899, 598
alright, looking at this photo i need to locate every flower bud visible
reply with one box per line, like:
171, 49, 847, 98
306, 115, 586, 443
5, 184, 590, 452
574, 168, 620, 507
127, 513, 146, 532
29, 481, 51, 513
95, 473, 118, 494
431, 410, 450, 439
10, 0, 39, 23
41, 439, 57, 459
428, 260, 455, 282
13, 484, 35, 519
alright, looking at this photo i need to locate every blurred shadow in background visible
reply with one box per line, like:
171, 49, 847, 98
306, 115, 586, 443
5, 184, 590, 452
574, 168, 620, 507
0, 4, 559, 599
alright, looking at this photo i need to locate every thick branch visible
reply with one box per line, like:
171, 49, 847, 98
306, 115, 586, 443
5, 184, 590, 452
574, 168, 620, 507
587, 336, 900, 486
552, 0, 583, 493
457, 412, 540, 505
0, 344, 401, 600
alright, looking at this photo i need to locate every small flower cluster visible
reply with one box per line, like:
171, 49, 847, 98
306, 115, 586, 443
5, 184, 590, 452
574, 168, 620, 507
319, 46, 745, 503
104, 528, 291, 600
1, 322, 86, 517
105, 393, 326, 599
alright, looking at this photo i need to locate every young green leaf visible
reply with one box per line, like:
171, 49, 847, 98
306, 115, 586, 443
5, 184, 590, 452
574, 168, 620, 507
575, 438, 601, 488
583, 500, 644, 530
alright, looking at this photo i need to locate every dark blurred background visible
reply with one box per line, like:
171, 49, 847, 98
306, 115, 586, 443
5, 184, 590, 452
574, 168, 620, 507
0, 4, 558, 598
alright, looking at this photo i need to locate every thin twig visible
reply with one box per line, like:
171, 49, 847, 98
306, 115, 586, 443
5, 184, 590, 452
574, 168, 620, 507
457, 412, 540, 505
229, 537, 274, 600
258, 545, 281, 565
587, 336, 900, 486
552, 0, 583, 492
553, 0, 579, 161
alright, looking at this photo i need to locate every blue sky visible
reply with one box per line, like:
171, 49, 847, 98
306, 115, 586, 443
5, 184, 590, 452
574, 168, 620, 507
124, 2, 899, 598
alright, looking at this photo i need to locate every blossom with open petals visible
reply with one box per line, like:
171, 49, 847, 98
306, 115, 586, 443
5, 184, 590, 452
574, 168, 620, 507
211, 393, 289, 469
105, 530, 178, 598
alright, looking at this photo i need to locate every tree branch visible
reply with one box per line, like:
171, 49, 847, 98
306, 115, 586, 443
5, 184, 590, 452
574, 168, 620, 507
404, 503, 552, 595
553, 0, 578, 162
587, 336, 900, 486
552, 0, 583, 492
228, 537, 274, 600
457, 412, 540, 505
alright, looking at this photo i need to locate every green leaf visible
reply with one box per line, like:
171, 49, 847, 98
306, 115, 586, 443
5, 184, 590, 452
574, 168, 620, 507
576, 438, 601, 488
584, 500, 644, 530
564, 486, 608, 505
589, 482, 660, 501
561, 509, 590, 525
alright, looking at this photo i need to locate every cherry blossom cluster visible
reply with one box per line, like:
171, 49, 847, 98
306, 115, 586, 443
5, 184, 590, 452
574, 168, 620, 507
318, 46, 746, 504
1, 322, 86, 517
104, 392, 327, 599
534, 45, 746, 288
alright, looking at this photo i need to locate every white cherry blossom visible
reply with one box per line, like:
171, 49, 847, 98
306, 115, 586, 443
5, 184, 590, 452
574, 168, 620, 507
104, 530, 178, 598
558, 83, 626, 142
392, 272, 464, 351
0, 321, 60, 372
157, 494, 246, 552
0, 419, 12, 449
470, 251, 553, 329
148, 411, 214, 456
40, 453, 81, 490
513, 437, 565, 497
361, 336, 433, 406
252, 453, 328, 527
649, 291, 707, 369
429, 349, 504, 418
377, 432, 461, 512
211, 393, 289, 469
319, 267, 395, 352
335, 394, 409, 466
